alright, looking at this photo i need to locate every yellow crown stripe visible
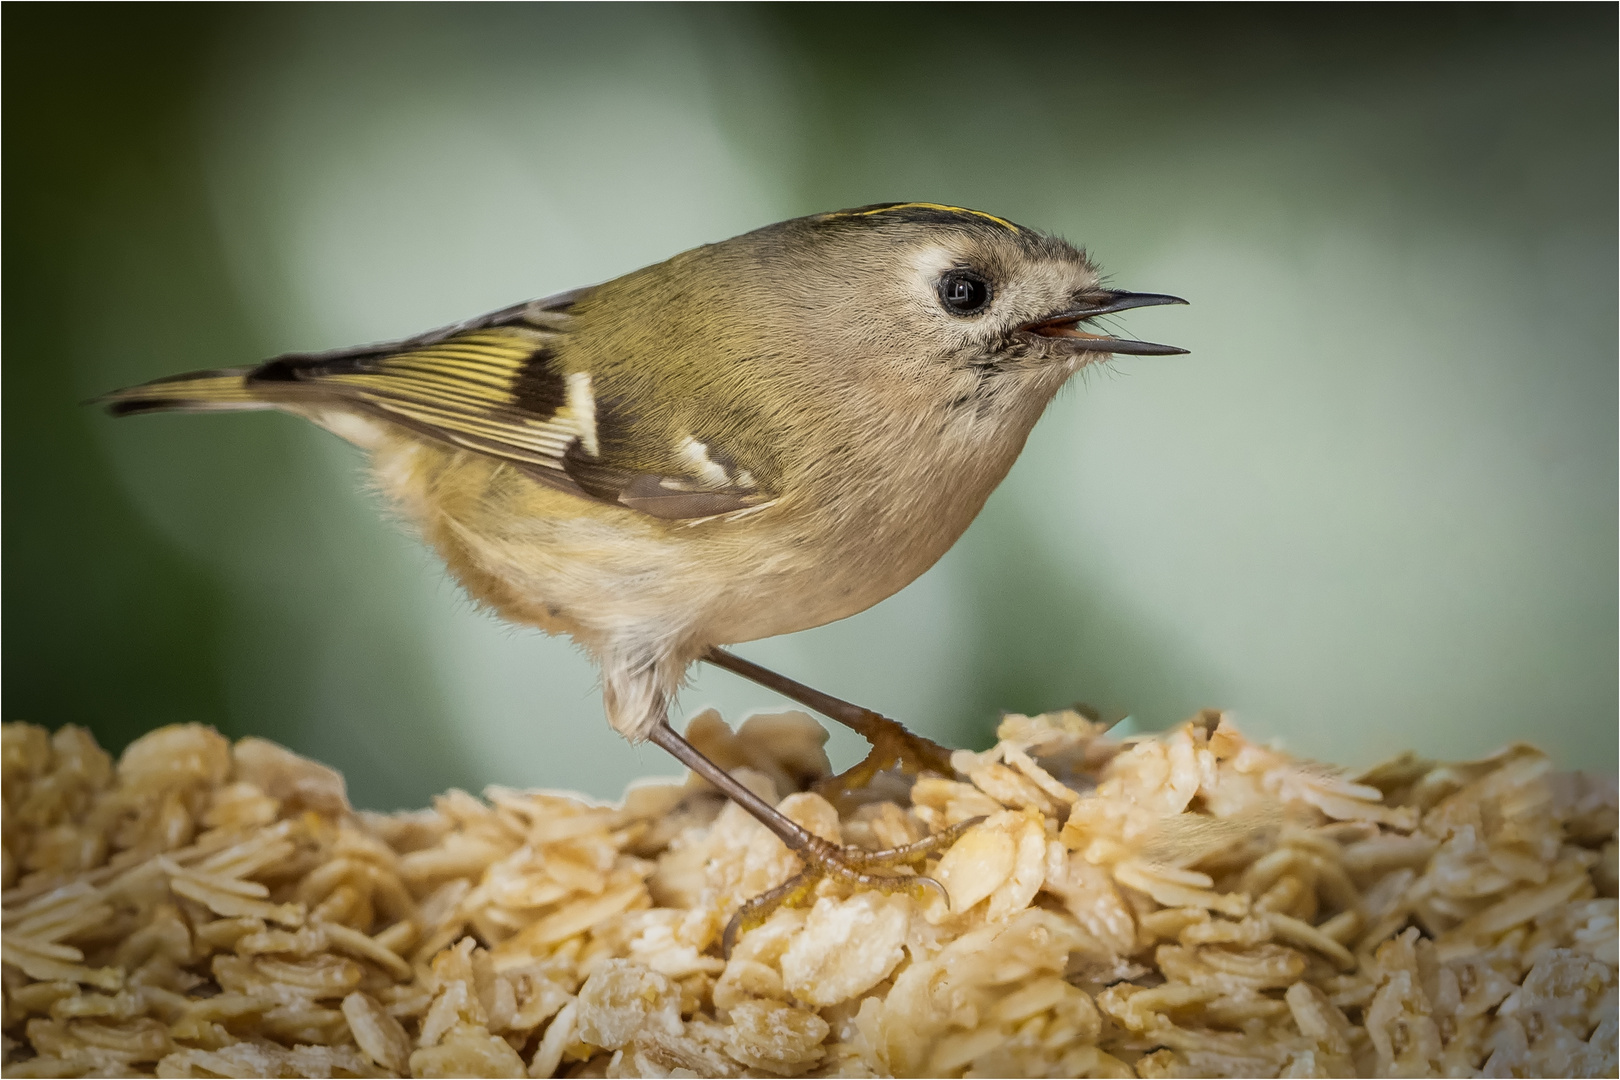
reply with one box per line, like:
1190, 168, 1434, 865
852, 202, 1018, 232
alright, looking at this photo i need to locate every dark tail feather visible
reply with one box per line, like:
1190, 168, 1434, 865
99, 367, 271, 416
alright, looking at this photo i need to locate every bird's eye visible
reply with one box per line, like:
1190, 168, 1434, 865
938, 270, 991, 315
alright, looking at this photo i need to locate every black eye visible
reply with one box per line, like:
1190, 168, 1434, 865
938, 270, 991, 315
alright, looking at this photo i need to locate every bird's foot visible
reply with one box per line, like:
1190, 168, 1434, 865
813, 710, 956, 805
701, 648, 958, 803
721, 818, 980, 956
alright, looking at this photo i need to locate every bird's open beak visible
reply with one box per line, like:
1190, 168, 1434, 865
1022, 291, 1188, 355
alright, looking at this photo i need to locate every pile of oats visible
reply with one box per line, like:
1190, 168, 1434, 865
1, 709, 1614, 1078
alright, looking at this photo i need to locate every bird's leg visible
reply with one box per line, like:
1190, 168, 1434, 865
702, 647, 957, 799
647, 722, 976, 955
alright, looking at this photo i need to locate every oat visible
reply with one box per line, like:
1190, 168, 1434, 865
1, 712, 1613, 1077
341, 992, 411, 1073
778, 894, 908, 1006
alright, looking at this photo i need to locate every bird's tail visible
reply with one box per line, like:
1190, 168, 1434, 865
99, 367, 273, 416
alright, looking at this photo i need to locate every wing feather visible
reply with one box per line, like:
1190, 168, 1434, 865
251, 326, 589, 480
232, 294, 773, 520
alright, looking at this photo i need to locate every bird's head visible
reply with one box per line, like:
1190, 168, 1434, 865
801, 202, 1184, 372
715, 202, 1188, 440
578, 202, 1187, 478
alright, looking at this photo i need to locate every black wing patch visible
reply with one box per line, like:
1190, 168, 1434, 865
241, 294, 774, 521
251, 326, 590, 490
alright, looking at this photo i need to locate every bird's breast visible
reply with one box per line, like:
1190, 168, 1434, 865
364, 404, 1030, 654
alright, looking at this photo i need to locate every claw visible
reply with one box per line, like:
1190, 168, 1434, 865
913, 816, 986, 856
723, 872, 819, 957
720, 817, 986, 957
908, 873, 949, 905
702, 647, 958, 808
814, 723, 958, 809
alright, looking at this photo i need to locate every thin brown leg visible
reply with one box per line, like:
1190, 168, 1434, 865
701, 647, 958, 796
646, 722, 976, 955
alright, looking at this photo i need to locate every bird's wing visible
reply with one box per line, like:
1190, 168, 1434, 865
245, 290, 773, 521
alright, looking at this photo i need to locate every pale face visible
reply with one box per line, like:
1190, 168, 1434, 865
895, 232, 1105, 373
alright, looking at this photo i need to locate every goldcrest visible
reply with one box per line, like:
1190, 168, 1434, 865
105, 202, 1185, 925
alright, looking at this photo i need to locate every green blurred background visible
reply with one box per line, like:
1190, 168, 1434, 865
5, 5, 1615, 811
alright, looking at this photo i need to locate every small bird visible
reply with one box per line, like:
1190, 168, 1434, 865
104, 202, 1185, 937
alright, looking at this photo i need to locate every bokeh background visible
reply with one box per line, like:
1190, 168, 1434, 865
5, 5, 1615, 811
